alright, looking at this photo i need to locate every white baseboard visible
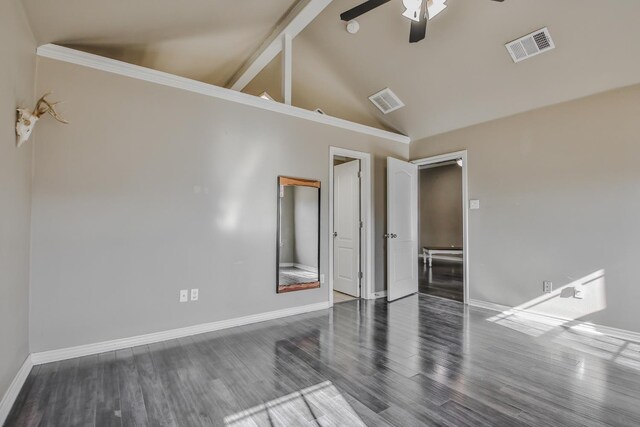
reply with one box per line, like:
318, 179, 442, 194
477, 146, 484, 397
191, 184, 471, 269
468, 299, 640, 343
31, 301, 330, 365
0, 355, 33, 426
468, 299, 510, 312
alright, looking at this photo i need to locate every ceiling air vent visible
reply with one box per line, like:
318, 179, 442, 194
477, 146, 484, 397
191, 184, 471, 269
369, 88, 405, 114
505, 27, 555, 63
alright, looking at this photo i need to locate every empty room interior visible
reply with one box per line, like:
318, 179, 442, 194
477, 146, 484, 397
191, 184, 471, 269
2, 0, 640, 426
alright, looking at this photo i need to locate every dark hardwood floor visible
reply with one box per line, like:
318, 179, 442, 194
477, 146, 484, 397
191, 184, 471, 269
419, 258, 464, 302
6, 294, 640, 426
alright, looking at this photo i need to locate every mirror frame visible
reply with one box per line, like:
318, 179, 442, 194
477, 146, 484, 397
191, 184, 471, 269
276, 176, 321, 293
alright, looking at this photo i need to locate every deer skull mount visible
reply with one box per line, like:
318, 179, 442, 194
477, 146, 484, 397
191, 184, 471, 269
16, 93, 68, 147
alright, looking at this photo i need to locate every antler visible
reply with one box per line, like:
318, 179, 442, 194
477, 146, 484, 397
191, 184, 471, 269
34, 92, 69, 124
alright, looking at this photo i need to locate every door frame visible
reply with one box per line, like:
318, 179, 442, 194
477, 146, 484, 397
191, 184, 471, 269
329, 146, 374, 306
412, 150, 470, 305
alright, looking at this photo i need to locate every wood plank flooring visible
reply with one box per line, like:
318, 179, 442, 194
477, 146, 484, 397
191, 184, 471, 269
419, 259, 464, 302
333, 291, 357, 304
6, 294, 640, 426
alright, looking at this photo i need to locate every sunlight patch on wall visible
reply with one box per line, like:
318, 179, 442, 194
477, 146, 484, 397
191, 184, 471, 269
487, 270, 607, 337
214, 146, 265, 232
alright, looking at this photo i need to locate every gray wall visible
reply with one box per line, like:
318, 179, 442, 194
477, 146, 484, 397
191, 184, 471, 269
0, 0, 35, 401
411, 83, 640, 333
293, 186, 319, 269
279, 185, 295, 264
30, 57, 409, 352
419, 164, 463, 249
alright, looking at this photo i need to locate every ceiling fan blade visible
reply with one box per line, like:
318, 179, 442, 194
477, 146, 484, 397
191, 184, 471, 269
340, 0, 392, 22
409, 0, 428, 43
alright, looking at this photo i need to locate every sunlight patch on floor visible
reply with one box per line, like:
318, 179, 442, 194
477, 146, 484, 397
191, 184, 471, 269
224, 381, 366, 427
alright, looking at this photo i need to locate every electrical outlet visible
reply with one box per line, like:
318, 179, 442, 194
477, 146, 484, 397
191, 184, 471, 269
543, 281, 553, 293
179, 289, 188, 302
191, 288, 199, 301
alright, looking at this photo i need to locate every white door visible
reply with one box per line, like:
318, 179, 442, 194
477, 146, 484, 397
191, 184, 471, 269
333, 160, 361, 297
387, 157, 418, 301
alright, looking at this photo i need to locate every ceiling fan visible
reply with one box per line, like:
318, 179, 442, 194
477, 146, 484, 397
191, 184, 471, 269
340, 0, 505, 43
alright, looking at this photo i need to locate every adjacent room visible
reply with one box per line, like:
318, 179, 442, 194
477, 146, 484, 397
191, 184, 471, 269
2, 0, 640, 426
418, 158, 464, 302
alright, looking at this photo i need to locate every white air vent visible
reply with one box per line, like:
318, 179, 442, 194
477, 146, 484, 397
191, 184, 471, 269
505, 27, 555, 63
369, 88, 405, 114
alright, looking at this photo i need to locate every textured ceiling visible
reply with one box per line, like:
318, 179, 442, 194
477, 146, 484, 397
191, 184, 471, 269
21, 0, 640, 141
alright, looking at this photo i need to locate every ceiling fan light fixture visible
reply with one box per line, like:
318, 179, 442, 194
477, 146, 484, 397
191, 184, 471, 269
427, 0, 448, 20
402, 0, 423, 22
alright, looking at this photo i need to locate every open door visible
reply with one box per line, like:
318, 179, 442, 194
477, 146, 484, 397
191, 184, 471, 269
387, 157, 418, 301
333, 160, 361, 297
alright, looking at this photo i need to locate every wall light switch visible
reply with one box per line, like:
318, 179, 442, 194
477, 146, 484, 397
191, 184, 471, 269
191, 288, 199, 301
320, 274, 325, 284
469, 199, 480, 210
179, 289, 188, 302
543, 281, 553, 293
574, 287, 584, 299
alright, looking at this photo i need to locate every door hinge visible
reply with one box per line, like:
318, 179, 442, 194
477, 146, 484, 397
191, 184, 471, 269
358, 272, 363, 279
359, 220, 363, 229
357, 170, 362, 178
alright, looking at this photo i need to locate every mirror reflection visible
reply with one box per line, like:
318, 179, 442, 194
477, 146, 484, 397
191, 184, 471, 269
277, 177, 320, 293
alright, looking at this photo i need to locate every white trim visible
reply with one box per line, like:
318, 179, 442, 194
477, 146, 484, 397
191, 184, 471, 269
412, 150, 469, 305
328, 147, 375, 306
31, 301, 330, 365
469, 299, 640, 343
36, 44, 410, 145
468, 299, 510, 312
228, 0, 332, 91
0, 355, 33, 425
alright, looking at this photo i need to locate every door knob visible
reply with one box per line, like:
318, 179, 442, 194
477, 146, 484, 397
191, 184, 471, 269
391, 233, 397, 239
333, 232, 338, 237
384, 233, 397, 239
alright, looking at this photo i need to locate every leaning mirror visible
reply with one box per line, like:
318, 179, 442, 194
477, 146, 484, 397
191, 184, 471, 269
277, 176, 321, 293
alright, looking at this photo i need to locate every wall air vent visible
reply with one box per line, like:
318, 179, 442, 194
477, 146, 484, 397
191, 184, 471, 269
369, 88, 405, 114
505, 27, 555, 63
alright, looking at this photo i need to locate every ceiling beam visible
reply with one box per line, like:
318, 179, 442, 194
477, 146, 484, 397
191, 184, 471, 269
227, 0, 333, 91
282, 34, 293, 105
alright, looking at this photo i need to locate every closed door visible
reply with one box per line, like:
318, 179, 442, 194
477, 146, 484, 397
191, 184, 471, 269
333, 160, 361, 297
387, 157, 418, 302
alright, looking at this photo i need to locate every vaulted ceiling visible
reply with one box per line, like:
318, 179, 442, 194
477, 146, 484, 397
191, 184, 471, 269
21, 0, 640, 141
21, 0, 300, 87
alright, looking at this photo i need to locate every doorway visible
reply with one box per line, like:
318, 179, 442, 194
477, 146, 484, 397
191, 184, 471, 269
329, 147, 374, 306
412, 151, 469, 304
